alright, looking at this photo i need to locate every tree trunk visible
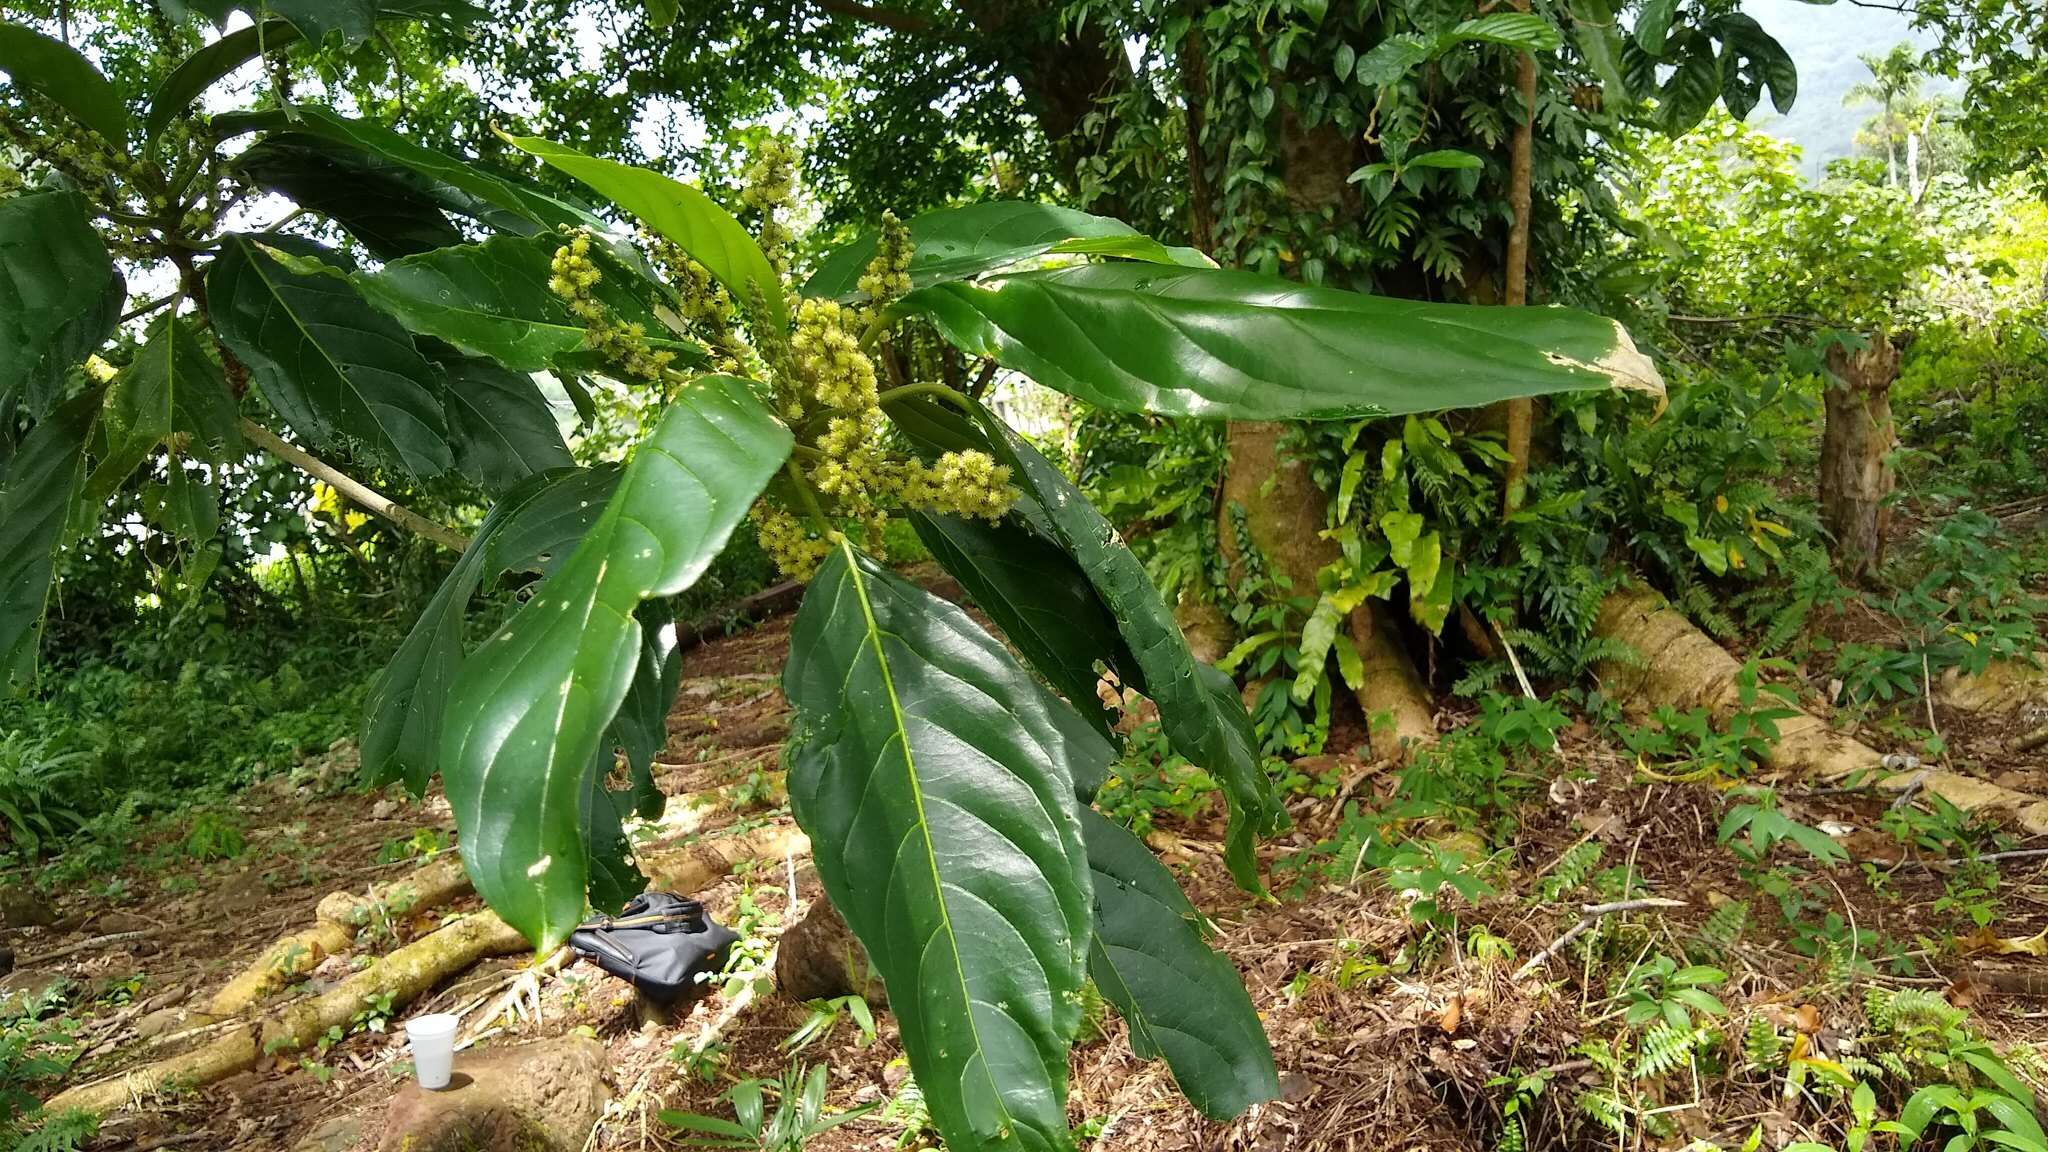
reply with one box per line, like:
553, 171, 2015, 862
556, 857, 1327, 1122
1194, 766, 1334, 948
1498, 1, 1539, 515
1820, 335, 1899, 583
1219, 422, 1436, 760
1179, 21, 1216, 253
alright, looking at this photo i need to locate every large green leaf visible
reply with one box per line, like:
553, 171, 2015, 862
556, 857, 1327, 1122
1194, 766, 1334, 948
805, 202, 1211, 300
785, 541, 1097, 1152
236, 134, 467, 259
220, 106, 602, 234
88, 315, 240, 503
439, 355, 572, 492
440, 376, 790, 950
1714, 13, 1797, 117
609, 604, 681, 818
358, 233, 663, 371
209, 236, 453, 479
501, 133, 787, 332
910, 511, 1127, 740
362, 466, 616, 794
1656, 32, 1724, 135
896, 263, 1662, 420
974, 409, 1282, 890
0, 190, 116, 411
264, 0, 376, 43
0, 389, 101, 687
22, 262, 123, 421
0, 23, 128, 146
582, 757, 648, 914
145, 20, 304, 140
1080, 808, 1278, 1120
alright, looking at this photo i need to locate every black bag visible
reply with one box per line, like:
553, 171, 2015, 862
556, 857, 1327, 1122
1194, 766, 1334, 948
567, 892, 738, 1005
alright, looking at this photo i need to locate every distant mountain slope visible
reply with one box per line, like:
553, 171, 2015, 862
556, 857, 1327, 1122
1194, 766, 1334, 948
1739, 0, 1944, 174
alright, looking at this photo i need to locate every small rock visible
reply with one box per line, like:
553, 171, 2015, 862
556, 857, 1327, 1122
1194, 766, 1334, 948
95, 910, 155, 934
379, 1036, 610, 1152
371, 798, 400, 820
295, 1115, 365, 1152
0, 970, 72, 1012
135, 1006, 196, 1040
0, 885, 55, 928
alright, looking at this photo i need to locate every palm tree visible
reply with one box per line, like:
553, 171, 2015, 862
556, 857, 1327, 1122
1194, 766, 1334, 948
1846, 43, 1925, 188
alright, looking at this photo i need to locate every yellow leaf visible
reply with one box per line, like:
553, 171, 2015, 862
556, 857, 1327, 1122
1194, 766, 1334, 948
1715, 494, 1729, 513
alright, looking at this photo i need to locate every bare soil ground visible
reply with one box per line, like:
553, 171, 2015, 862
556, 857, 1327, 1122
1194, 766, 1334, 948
19, 604, 2048, 1152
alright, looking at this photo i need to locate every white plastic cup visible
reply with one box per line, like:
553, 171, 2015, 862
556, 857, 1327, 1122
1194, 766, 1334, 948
404, 1013, 459, 1090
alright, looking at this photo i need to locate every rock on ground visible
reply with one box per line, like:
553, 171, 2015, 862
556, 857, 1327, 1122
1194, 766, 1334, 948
378, 1035, 610, 1152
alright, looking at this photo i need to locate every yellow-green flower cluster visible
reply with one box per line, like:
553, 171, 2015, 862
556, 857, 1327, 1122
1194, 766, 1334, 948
753, 503, 833, 581
901, 450, 1015, 521
648, 232, 749, 373
790, 298, 877, 412
857, 211, 913, 306
549, 231, 676, 383
741, 137, 799, 276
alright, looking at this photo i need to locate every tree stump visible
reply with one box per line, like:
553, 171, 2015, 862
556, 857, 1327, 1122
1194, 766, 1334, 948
1821, 335, 1900, 582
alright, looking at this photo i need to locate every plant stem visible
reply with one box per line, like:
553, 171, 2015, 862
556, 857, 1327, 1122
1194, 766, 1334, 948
876, 382, 972, 413
782, 459, 835, 536
238, 419, 471, 553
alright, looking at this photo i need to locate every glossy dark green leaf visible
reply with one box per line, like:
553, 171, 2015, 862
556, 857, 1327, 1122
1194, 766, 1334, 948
502, 133, 787, 332
1634, 0, 1678, 54
1715, 13, 1797, 115
806, 201, 1210, 300
582, 757, 647, 915
1657, 32, 1723, 135
1080, 808, 1278, 1119
0, 23, 128, 146
264, 0, 376, 43
208, 236, 453, 479
1447, 13, 1561, 52
0, 190, 115, 411
910, 510, 1125, 740
974, 409, 1282, 890
22, 262, 123, 421
897, 263, 1663, 421
441, 376, 790, 950
88, 315, 240, 503
357, 234, 666, 371
146, 466, 220, 543
785, 541, 1097, 1152
1354, 33, 1433, 88
361, 466, 613, 794
0, 388, 101, 688
481, 464, 620, 577
146, 20, 304, 140
236, 134, 466, 259
609, 604, 680, 819
221, 106, 602, 234
439, 355, 572, 492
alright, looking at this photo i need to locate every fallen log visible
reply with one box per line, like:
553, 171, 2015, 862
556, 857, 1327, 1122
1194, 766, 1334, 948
44, 911, 526, 1117
48, 820, 809, 1117
206, 854, 473, 1017
640, 822, 810, 894
1594, 585, 2048, 835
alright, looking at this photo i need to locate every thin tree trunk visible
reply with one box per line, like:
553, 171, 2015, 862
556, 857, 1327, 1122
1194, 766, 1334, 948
1498, 3, 1539, 516
1820, 335, 1900, 583
1179, 22, 1216, 254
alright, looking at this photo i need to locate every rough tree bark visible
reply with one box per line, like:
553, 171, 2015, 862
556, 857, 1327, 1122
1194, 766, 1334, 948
1820, 335, 1900, 583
